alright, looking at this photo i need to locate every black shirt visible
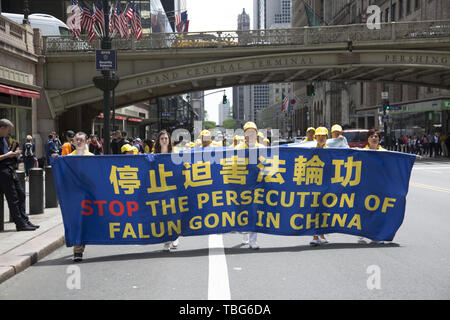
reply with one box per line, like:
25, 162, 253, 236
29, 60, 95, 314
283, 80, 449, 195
0, 137, 14, 169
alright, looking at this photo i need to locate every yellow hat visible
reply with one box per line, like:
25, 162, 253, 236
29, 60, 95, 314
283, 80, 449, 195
189, 141, 195, 147
315, 127, 328, 136
121, 144, 134, 153
263, 138, 270, 144
331, 124, 343, 132
200, 129, 211, 137
257, 131, 264, 138
306, 127, 316, 133
243, 121, 257, 131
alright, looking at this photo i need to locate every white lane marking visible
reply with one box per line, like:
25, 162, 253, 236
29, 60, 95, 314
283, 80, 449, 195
208, 234, 231, 300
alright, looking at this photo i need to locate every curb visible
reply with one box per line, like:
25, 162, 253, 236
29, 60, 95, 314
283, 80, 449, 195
0, 224, 65, 284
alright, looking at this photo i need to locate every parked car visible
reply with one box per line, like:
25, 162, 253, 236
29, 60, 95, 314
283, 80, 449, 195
342, 129, 369, 148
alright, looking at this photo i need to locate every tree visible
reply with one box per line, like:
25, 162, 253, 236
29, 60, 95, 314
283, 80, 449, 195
203, 121, 216, 129
222, 118, 237, 129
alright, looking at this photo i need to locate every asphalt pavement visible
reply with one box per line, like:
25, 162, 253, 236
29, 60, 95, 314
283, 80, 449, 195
0, 157, 449, 300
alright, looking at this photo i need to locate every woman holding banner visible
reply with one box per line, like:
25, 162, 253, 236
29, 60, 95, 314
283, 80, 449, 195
70, 132, 94, 262
152, 130, 179, 252
310, 127, 329, 246
357, 128, 386, 244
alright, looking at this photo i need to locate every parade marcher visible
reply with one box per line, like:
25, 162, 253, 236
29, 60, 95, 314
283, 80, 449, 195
310, 127, 329, 246
121, 143, 138, 154
152, 130, 179, 251
89, 134, 103, 155
69, 132, 94, 262
62, 130, 76, 155
304, 127, 316, 142
117, 131, 130, 153
22, 135, 36, 178
263, 138, 270, 147
200, 129, 213, 148
238, 121, 264, 250
0, 119, 39, 231
358, 128, 387, 244
330, 124, 349, 148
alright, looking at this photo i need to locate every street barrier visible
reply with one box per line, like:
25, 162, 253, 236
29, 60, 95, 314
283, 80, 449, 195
29, 168, 43, 215
45, 166, 58, 208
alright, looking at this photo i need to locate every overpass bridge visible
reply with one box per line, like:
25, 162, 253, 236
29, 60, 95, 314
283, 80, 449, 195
40, 20, 450, 121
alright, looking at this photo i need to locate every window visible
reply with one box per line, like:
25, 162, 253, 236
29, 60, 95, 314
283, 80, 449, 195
391, 3, 396, 21
399, 0, 404, 18
415, 0, 420, 10
385, 8, 389, 22
407, 0, 412, 14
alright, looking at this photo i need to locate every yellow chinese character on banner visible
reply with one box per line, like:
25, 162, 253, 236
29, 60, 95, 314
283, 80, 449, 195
331, 156, 362, 187
110, 165, 141, 194
257, 155, 286, 184
292, 155, 325, 186
182, 161, 213, 189
220, 155, 249, 185
147, 164, 177, 193
293, 155, 307, 185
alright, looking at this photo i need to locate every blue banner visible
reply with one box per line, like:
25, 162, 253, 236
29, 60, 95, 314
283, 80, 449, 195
52, 146, 415, 247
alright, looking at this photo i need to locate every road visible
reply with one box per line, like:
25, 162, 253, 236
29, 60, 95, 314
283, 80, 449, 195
1, 160, 449, 300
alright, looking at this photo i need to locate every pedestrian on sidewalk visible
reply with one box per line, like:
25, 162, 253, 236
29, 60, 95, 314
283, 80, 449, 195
152, 130, 179, 252
89, 134, 103, 155
0, 119, 39, 231
61, 130, 76, 156
22, 135, 36, 178
69, 131, 94, 262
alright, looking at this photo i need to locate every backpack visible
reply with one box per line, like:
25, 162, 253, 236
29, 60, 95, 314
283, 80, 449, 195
24, 142, 33, 157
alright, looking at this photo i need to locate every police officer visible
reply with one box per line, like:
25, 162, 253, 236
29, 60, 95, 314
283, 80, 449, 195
0, 119, 39, 231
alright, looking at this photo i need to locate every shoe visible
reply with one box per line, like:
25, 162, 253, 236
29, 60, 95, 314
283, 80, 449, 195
27, 221, 40, 229
249, 242, 259, 250
357, 237, 367, 244
309, 239, 321, 246
370, 240, 384, 244
319, 237, 329, 244
16, 224, 36, 231
170, 239, 179, 249
163, 243, 171, 252
242, 233, 249, 245
73, 252, 83, 262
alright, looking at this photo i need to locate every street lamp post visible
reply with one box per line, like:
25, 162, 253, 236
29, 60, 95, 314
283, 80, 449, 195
93, 0, 119, 154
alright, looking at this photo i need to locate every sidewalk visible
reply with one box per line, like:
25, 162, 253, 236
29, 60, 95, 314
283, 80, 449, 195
0, 177, 66, 284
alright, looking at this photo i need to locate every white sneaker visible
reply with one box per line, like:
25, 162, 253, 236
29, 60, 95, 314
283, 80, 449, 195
163, 242, 171, 252
319, 237, 328, 244
310, 239, 320, 246
171, 238, 179, 249
249, 241, 259, 250
357, 237, 367, 244
370, 240, 384, 244
242, 233, 249, 245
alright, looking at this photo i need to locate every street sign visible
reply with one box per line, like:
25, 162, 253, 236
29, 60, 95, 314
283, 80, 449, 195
96, 50, 117, 71
382, 114, 389, 122
381, 91, 388, 99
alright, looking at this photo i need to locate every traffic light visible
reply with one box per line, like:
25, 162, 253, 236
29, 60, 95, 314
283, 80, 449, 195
383, 100, 390, 112
307, 84, 315, 97
222, 94, 227, 104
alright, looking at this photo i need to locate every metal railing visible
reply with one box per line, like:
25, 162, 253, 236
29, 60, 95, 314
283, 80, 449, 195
42, 20, 450, 55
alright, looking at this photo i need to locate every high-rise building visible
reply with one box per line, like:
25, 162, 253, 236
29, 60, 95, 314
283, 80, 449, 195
218, 100, 230, 126
233, 8, 252, 127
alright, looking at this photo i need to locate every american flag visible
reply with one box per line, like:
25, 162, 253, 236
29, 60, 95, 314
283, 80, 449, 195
93, 0, 105, 34
132, 6, 142, 40
113, 0, 126, 38
175, 12, 181, 31
67, 0, 82, 37
126, 3, 134, 20
177, 11, 188, 32
281, 93, 288, 114
120, 4, 130, 39
80, 0, 95, 41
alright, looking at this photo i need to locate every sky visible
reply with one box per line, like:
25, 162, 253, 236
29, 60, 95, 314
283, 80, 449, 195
185, 0, 254, 124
